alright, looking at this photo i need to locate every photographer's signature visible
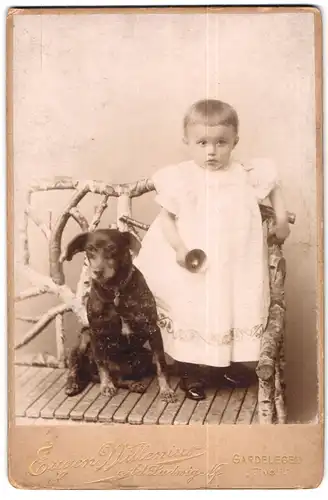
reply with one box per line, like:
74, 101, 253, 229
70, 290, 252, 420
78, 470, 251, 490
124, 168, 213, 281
28, 441, 226, 486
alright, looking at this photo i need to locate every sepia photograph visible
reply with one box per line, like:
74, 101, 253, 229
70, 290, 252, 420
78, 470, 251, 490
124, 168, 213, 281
7, 6, 323, 489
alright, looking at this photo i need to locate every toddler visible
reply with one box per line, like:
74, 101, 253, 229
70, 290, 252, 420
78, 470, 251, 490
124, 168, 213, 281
134, 99, 290, 400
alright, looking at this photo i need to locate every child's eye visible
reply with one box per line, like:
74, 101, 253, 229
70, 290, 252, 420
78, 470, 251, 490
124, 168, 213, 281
198, 141, 207, 147
217, 140, 227, 146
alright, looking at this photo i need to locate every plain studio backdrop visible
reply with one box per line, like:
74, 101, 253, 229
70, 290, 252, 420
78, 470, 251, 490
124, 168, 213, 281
12, 11, 318, 423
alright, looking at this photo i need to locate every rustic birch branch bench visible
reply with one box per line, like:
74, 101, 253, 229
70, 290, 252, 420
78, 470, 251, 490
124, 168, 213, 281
14, 177, 295, 425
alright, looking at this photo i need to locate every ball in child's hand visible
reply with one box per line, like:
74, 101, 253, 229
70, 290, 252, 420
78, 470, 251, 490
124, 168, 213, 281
185, 249, 207, 272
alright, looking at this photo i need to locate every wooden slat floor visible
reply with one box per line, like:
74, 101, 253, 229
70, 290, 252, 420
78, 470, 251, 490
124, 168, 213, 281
14, 366, 259, 425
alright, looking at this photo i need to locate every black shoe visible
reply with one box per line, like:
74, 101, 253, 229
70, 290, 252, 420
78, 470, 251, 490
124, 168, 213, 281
223, 366, 251, 388
179, 378, 206, 401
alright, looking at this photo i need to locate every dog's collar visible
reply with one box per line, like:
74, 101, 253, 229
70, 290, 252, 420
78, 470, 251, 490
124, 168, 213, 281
93, 266, 135, 306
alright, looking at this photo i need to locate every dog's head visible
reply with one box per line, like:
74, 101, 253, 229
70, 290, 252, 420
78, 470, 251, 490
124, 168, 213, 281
60, 229, 141, 284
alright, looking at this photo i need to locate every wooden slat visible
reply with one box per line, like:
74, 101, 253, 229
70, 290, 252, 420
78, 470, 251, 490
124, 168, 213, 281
54, 384, 92, 420
128, 378, 158, 424
15, 367, 33, 392
16, 368, 59, 417
236, 385, 258, 424
98, 389, 129, 423
15, 366, 39, 387
204, 387, 232, 424
113, 378, 152, 424
174, 397, 198, 425
84, 393, 112, 422
40, 386, 69, 419
15, 367, 54, 403
70, 384, 101, 421
189, 387, 217, 425
158, 383, 186, 425
16, 367, 52, 395
25, 371, 67, 418
143, 377, 180, 425
220, 387, 247, 424
23, 369, 66, 418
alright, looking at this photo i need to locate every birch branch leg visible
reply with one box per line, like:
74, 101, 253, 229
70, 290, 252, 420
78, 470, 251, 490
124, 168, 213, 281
257, 243, 286, 379
257, 218, 288, 424
274, 341, 287, 424
55, 313, 66, 368
257, 219, 286, 377
258, 377, 275, 424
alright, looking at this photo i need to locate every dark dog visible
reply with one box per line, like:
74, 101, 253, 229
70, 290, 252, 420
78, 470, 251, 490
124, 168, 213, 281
61, 228, 176, 402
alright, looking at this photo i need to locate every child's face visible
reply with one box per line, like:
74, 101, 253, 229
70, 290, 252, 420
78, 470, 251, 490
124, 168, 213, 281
184, 123, 238, 170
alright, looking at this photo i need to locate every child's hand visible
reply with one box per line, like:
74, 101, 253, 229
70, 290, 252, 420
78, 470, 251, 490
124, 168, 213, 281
176, 246, 189, 268
270, 217, 290, 244
275, 218, 290, 241
268, 186, 290, 244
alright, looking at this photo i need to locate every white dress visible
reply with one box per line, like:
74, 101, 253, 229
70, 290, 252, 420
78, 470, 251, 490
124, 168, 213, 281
134, 158, 279, 367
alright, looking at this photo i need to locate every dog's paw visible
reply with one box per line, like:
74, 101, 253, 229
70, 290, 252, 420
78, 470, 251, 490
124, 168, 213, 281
129, 381, 146, 393
100, 383, 117, 398
65, 378, 82, 397
160, 388, 177, 403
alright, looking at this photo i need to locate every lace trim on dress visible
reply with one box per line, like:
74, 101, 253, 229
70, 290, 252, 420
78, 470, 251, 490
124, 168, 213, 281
157, 312, 263, 345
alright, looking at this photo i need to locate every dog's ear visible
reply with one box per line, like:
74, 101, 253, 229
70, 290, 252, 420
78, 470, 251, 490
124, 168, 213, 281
60, 232, 89, 263
120, 231, 142, 257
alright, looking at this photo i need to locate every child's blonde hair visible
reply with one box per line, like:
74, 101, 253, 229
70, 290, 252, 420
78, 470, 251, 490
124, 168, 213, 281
183, 99, 239, 137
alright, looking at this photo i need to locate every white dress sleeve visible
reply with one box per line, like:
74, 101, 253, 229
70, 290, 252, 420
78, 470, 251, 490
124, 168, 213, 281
244, 158, 280, 202
152, 164, 183, 215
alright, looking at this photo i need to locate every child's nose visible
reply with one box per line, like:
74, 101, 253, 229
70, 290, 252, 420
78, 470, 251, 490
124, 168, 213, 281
208, 143, 216, 155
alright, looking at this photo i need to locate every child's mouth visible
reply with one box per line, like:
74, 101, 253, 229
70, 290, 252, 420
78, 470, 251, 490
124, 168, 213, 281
206, 159, 221, 168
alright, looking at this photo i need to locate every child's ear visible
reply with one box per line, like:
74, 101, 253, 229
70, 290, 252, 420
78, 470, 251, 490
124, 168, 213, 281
234, 135, 239, 147
182, 135, 188, 145
60, 233, 89, 263
120, 231, 141, 257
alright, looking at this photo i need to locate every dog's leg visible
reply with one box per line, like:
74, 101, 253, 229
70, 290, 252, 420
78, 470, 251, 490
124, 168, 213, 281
88, 323, 119, 398
98, 364, 117, 397
65, 346, 81, 396
148, 326, 177, 403
65, 328, 92, 396
66, 346, 88, 396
